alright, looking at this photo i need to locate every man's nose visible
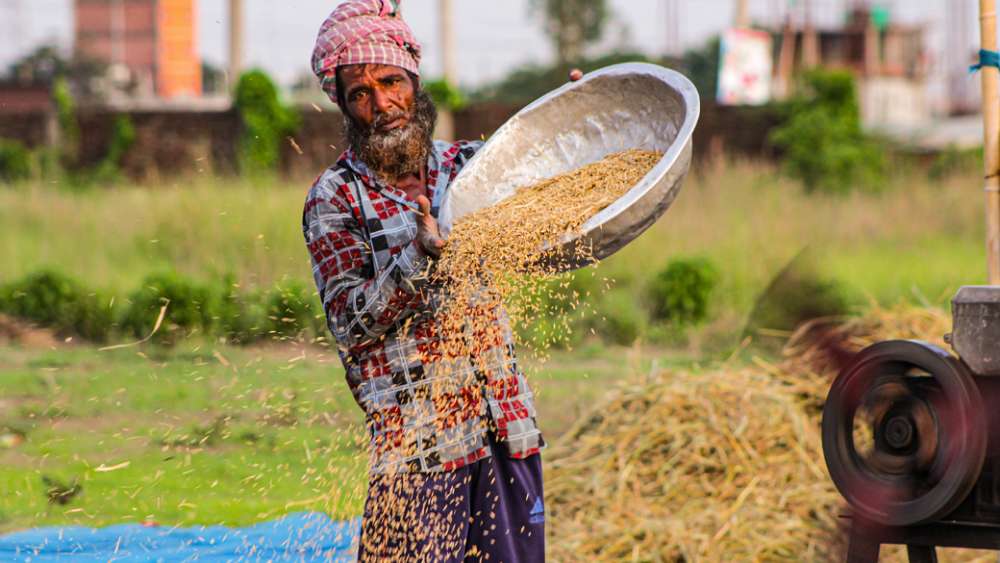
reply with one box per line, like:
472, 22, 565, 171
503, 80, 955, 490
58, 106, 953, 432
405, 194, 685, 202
372, 88, 395, 115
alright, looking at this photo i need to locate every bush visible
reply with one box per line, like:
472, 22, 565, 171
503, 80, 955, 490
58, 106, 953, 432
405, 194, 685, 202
590, 288, 645, 345
234, 70, 300, 173
91, 115, 136, 184
266, 279, 324, 340
647, 257, 719, 326
0, 270, 114, 342
0, 138, 32, 183
121, 272, 217, 344
928, 145, 982, 181
215, 275, 268, 344
425, 79, 466, 111
770, 69, 887, 193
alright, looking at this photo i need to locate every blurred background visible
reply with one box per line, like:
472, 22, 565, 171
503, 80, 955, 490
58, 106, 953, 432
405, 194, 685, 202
1, 1, 997, 560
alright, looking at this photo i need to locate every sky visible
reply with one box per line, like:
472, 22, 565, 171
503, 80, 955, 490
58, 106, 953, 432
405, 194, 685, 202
0, 0, 977, 93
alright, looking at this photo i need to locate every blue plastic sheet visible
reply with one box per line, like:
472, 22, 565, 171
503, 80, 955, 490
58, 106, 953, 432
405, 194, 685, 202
0, 512, 360, 562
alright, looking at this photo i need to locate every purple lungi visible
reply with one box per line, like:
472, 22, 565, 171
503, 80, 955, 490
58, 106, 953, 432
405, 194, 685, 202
357, 434, 545, 562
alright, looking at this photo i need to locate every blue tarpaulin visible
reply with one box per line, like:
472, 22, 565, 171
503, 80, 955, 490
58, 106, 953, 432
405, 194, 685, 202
0, 512, 360, 562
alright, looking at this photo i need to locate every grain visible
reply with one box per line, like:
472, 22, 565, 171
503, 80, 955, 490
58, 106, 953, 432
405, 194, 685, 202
432, 149, 662, 361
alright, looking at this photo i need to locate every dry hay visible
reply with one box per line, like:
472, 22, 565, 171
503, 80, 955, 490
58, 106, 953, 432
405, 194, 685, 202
546, 305, 996, 562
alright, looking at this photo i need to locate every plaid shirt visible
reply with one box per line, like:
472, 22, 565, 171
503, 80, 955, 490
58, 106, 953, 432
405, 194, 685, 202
303, 140, 544, 473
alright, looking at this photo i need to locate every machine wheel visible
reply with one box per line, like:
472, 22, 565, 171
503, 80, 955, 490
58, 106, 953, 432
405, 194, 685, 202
821, 339, 986, 526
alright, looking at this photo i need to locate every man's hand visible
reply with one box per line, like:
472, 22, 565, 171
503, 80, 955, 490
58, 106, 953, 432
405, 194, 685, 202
415, 195, 446, 259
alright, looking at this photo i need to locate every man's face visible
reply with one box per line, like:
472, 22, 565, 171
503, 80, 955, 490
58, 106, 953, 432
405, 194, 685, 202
338, 63, 437, 183
339, 63, 416, 131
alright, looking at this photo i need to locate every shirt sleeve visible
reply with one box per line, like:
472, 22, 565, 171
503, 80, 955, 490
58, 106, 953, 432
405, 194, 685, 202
303, 178, 431, 353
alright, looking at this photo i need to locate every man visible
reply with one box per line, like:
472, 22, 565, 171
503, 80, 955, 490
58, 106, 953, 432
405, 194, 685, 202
303, 1, 545, 560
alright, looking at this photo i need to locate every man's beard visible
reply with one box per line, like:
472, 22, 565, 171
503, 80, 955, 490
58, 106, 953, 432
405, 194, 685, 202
345, 89, 437, 183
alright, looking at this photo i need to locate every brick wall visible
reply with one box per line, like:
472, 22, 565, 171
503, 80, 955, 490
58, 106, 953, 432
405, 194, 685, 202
0, 102, 784, 180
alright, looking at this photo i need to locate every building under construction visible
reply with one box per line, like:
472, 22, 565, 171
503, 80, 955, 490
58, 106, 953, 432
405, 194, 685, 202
771, 7, 930, 129
75, 0, 201, 100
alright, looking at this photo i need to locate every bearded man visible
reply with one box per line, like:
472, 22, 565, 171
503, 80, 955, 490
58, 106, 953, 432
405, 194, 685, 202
302, 1, 546, 560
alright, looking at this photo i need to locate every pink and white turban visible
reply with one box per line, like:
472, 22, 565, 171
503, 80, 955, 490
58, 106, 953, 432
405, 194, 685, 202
312, 0, 422, 104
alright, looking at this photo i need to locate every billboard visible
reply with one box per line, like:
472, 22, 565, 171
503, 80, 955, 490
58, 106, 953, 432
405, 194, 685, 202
717, 28, 773, 106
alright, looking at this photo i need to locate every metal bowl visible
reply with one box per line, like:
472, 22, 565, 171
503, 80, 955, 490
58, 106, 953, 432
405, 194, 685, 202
438, 62, 701, 271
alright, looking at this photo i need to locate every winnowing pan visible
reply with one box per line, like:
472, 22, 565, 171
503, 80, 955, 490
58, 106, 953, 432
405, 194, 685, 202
438, 62, 701, 271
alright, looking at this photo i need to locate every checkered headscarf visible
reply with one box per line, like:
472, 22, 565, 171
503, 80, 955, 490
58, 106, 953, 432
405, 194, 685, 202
312, 0, 422, 104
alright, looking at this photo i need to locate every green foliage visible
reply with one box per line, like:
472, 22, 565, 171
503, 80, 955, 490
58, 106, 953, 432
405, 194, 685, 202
0, 270, 114, 342
681, 36, 721, 101
647, 257, 719, 326
234, 70, 301, 173
424, 79, 466, 111
121, 272, 218, 344
215, 275, 268, 344
0, 138, 32, 183
591, 289, 645, 345
770, 69, 887, 193
529, 0, 609, 65
928, 145, 982, 181
91, 115, 136, 184
266, 279, 324, 340
52, 77, 80, 167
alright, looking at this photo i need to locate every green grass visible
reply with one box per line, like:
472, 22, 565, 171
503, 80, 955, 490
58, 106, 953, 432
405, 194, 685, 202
0, 162, 986, 324
0, 341, 679, 533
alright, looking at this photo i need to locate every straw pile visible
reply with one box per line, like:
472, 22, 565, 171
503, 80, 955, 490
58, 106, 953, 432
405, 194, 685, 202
545, 305, 987, 562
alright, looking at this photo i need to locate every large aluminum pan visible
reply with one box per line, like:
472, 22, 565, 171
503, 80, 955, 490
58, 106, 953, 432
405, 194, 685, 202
438, 62, 700, 271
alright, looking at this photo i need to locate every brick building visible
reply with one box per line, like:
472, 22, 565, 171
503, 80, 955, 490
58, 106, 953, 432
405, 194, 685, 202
75, 0, 201, 99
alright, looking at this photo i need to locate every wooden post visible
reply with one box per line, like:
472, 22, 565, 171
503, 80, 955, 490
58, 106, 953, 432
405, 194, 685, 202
980, 0, 1000, 283
735, 0, 750, 28
228, 0, 245, 90
802, 0, 820, 68
436, 0, 457, 141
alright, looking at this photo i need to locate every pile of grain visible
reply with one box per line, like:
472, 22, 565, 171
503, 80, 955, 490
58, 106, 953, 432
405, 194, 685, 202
545, 305, 966, 562
432, 149, 662, 359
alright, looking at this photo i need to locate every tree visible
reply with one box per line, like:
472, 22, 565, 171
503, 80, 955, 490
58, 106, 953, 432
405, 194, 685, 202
529, 0, 609, 67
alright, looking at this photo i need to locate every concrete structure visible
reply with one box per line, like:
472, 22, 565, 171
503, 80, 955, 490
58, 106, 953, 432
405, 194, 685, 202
773, 8, 931, 129
74, 0, 201, 100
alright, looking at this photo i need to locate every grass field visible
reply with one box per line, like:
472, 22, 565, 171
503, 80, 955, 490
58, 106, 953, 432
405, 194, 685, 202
0, 339, 696, 533
0, 161, 987, 317
0, 160, 991, 536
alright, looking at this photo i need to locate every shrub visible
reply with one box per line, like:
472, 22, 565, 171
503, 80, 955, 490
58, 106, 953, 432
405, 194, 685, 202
770, 69, 886, 193
121, 272, 217, 344
234, 70, 300, 173
266, 279, 324, 340
647, 257, 719, 326
0, 270, 114, 341
928, 145, 982, 181
591, 288, 645, 345
215, 275, 268, 344
91, 115, 136, 184
0, 138, 32, 183
425, 79, 466, 111
52, 77, 80, 167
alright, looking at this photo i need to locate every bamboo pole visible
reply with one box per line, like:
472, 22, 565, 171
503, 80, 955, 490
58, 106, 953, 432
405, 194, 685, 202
980, 0, 1000, 283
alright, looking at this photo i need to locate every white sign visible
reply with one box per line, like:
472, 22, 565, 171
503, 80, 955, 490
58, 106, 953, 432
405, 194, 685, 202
717, 28, 773, 106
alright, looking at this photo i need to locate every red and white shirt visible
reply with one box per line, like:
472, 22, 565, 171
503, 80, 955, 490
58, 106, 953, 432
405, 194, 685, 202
302, 139, 544, 473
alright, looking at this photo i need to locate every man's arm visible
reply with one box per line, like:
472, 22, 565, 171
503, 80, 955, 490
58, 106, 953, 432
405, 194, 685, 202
303, 181, 431, 352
